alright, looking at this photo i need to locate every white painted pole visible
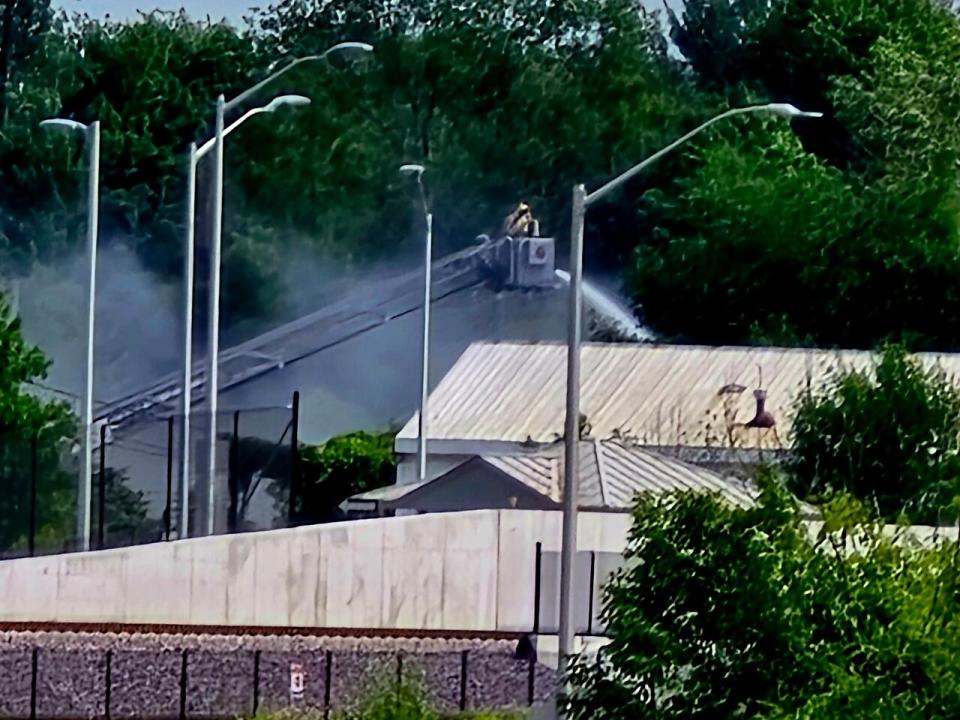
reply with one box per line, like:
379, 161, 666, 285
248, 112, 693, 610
417, 212, 433, 482
205, 95, 225, 536
180, 141, 197, 538
78, 121, 100, 552
558, 183, 585, 677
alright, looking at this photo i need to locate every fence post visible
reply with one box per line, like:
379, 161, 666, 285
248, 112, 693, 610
459, 650, 469, 712
29, 647, 38, 720
179, 649, 188, 720
98, 424, 107, 550
533, 541, 542, 634
227, 411, 240, 533
587, 551, 597, 636
323, 650, 333, 719
252, 650, 261, 716
28, 431, 38, 557
287, 391, 300, 527
165, 417, 174, 540
527, 657, 536, 706
104, 649, 112, 720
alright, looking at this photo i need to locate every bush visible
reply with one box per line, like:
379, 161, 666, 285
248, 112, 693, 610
788, 344, 960, 523
268, 430, 396, 524
251, 675, 522, 719
565, 481, 960, 719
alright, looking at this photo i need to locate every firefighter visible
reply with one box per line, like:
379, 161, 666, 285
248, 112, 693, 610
499, 202, 539, 238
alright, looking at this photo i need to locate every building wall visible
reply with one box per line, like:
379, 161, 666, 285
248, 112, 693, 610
0, 510, 630, 633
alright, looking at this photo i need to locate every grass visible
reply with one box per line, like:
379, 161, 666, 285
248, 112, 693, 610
252, 679, 523, 720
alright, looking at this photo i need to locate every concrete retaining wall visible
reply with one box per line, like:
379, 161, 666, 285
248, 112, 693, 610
0, 510, 630, 631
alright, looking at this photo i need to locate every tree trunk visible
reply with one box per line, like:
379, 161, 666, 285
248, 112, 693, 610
0, 0, 19, 124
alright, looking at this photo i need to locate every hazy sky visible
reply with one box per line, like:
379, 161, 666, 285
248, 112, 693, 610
55, 0, 252, 24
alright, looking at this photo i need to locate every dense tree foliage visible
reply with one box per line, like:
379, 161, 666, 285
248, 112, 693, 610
266, 430, 395, 524
90, 467, 154, 546
633, 0, 960, 348
0, 292, 75, 551
0, 0, 712, 326
788, 345, 960, 524
1, 0, 960, 349
0, 288, 156, 553
567, 484, 960, 719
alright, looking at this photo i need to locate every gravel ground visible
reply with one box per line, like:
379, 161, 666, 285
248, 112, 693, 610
0, 630, 558, 717
0, 629, 519, 653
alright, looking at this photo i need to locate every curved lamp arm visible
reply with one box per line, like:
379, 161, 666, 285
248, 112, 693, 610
585, 103, 822, 206
225, 41, 373, 113
196, 95, 311, 158
399, 163, 429, 217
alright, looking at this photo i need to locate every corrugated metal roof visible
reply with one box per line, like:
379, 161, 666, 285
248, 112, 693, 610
358, 441, 755, 510
484, 454, 560, 498
398, 342, 960, 451
596, 440, 756, 508
349, 479, 434, 502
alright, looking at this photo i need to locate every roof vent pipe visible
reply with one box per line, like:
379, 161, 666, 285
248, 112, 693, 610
745, 388, 775, 428
745, 365, 775, 428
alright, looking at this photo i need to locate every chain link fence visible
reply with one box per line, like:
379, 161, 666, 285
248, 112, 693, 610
0, 392, 309, 557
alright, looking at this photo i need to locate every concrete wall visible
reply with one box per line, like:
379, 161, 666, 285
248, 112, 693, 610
0, 510, 630, 632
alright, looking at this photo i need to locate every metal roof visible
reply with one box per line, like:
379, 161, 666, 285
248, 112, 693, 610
349, 479, 434, 503
484, 440, 758, 509
351, 440, 757, 510
397, 342, 960, 452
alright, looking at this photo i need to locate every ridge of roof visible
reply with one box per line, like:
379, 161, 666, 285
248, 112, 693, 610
396, 342, 960, 451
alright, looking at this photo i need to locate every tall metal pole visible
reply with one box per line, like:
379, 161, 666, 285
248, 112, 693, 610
417, 212, 433, 482
180, 142, 197, 539
205, 95, 225, 536
79, 121, 100, 552
558, 183, 586, 677
553, 107, 823, 678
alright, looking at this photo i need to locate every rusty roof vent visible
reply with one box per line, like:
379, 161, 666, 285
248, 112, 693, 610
745, 366, 775, 428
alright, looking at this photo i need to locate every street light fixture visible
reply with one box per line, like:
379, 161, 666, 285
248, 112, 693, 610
557, 102, 823, 676
196, 40, 373, 537
228, 42, 373, 114
399, 163, 432, 482
40, 117, 101, 552
179, 94, 311, 538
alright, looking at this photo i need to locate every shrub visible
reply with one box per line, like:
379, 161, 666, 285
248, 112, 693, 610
566, 482, 960, 719
788, 344, 960, 523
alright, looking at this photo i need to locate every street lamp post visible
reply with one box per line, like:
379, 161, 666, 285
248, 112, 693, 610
40, 118, 100, 552
181, 94, 312, 538
400, 164, 432, 482
556, 103, 823, 677
181, 141, 197, 539
199, 42, 372, 536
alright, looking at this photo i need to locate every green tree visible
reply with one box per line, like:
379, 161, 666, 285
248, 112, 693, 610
0, 291, 75, 552
0, 0, 53, 121
566, 483, 960, 719
788, 345, 960, 524
90, 467, 153, 545
269, 430, 396, 524
241, 0, 707, 265
60, 12, 257, 268
631, 0, 960, 350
